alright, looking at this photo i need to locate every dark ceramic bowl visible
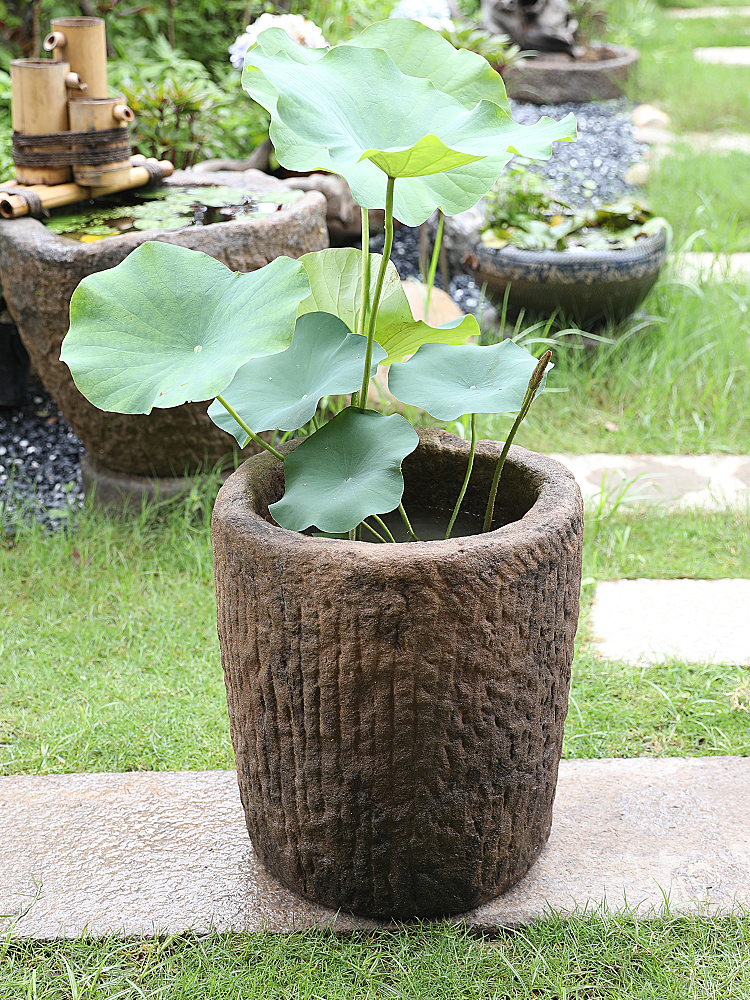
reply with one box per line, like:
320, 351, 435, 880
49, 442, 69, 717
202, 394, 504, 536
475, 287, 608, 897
464, 227, 668, 329
502, 43, 640, 105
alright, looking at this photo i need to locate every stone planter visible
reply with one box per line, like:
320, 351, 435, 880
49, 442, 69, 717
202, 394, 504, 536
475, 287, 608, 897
212, 427, 583, 919
503, 43, 639, 105
464, 228, 668, 329
0, 190, 328, 485
0, 299, 29, 408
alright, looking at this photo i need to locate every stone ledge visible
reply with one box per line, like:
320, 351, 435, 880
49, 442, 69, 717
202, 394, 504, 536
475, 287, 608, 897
549, 453, 750, 510
2, 758, 749, 938
591, 579, 750, 666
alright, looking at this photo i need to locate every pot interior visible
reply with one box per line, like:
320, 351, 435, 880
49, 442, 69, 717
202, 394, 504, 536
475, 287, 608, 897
247, 433, 541, 539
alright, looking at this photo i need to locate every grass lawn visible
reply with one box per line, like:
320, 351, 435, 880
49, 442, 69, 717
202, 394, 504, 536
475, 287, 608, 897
473, 277, 750, 455
608, 0, 750, 132
2, 915, 750, 999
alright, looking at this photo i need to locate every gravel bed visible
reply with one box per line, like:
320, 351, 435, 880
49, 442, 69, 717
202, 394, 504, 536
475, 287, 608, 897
1, 98, 642, 525
0, 385, 84, 531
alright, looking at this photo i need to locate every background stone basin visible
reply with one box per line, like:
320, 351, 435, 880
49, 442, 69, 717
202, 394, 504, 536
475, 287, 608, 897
0, 187, 328, 478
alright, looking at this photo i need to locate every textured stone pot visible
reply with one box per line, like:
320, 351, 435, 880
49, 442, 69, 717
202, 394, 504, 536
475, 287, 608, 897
465, 228, 667, 329
212, 427, 584, 919
0, 190, 328, 478
503, 43, 639, 105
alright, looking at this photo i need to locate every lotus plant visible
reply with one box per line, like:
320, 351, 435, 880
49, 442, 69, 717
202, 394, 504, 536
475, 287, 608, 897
60, 18, 575, 541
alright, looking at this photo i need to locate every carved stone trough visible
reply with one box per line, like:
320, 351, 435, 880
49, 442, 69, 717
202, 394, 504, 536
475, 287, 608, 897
0, 185, 328, 506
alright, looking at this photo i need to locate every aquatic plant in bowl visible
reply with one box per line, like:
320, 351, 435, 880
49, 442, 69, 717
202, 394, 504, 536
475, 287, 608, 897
464, 160, 669, 328
60, 18, 584, 919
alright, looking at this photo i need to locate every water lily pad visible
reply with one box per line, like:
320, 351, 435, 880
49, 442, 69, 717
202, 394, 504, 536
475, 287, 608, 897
270, 407, 419, 533
299, 248, 478, 363
60, 241, 309, 414
387, 340, 552, 420
243, 23, 576, 225
208, 311, 385, 442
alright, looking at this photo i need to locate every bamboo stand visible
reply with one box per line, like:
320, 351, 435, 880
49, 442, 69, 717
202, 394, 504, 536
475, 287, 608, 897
5, 15, 175, 223
0, 160, 175, 219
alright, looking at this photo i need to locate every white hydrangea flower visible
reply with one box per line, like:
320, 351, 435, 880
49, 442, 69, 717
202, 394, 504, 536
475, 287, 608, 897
229, 14, 327, 70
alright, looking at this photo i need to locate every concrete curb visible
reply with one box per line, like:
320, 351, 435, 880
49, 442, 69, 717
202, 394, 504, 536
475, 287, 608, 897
2, 759, 749, 938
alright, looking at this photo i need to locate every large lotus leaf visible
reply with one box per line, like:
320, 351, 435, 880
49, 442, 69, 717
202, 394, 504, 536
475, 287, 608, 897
207, 311, 386, 442
243, 30, 576, 225
298, 249, 478, 364
60, 242, 309, 414
270, 407, 419, 533
388, 340, 553, 421
348, 19, 510, 114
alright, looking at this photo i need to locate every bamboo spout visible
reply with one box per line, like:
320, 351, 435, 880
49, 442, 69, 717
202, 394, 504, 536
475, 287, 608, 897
65, 72, 88, 92
0, 160, 175, 219
113, 104, 135, 123
43, 31, 66, 50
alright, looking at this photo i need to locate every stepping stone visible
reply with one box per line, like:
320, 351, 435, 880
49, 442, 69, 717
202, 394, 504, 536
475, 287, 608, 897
694, 46, 750, 64
671, 252, 750, 283
591, 579, 750, 665
668, 5, 750, 15
550, 453, 750, 509
2, 760, 749, 937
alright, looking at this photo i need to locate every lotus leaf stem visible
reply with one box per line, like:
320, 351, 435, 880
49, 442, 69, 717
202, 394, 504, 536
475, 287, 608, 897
370, 512, 396, 543
216, 394, 285, 461
398, 502, 419, 542
358, 176, 395, 408
445, 412, 476, 540
360, 519, 388, 544
424, 209, 444, 320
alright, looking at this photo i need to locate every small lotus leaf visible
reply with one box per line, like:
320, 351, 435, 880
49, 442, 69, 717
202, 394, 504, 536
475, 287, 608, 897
207, 311, 386, 442
60, 242, 309, 414
243, 26, 576, 225
387, 340, 553, 420
298, 249, 478, 364
270, 407, 419, 533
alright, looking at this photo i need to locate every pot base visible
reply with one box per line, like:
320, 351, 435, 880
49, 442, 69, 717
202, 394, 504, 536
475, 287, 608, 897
81, 452, 225, 513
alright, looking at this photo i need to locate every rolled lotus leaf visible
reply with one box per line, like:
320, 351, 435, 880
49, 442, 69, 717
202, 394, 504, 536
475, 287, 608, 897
298, 248, 478, 364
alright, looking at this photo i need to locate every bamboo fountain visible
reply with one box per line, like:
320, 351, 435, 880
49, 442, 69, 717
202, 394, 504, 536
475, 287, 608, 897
0, 14, 328, 508
0, 15, 173, 218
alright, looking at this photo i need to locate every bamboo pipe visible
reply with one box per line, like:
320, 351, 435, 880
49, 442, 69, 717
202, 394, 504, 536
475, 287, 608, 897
0, 160, 175, 219
68, 97, 135, 187
43, 17, 108, 99
9, 59, 73, 185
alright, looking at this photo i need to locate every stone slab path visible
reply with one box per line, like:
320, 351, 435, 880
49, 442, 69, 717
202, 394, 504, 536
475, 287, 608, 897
591, 579, 750, 665
2, 759, 749, 938
671, 252, 750, 283
550, 453, 750, 509
694, 46, 750, 64
667, 5, 750, 16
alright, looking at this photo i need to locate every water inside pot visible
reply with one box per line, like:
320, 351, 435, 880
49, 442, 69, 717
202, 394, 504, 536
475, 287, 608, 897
43, 185, 304, 241
311, 505, 485, 543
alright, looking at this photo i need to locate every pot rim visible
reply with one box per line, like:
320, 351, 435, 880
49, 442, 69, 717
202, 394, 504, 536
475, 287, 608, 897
472, 226, 667, 268
0, 189, 326, 259
212, 429, 583, 565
